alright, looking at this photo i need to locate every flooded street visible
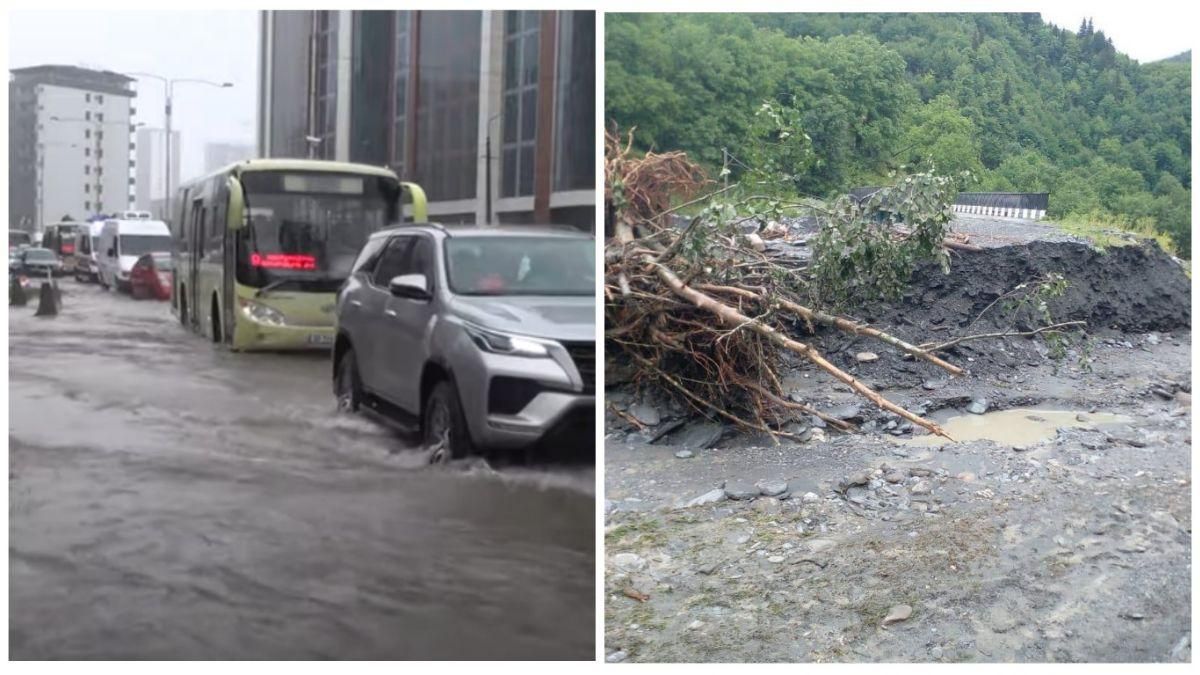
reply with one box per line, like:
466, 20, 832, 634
9, 280, 594, 660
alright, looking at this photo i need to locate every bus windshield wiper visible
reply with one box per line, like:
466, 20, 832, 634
255, 278, 294, 297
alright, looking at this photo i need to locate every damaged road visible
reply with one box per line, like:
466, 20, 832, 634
604, 237, 1191, 663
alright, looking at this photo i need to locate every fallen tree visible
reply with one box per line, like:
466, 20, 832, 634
604, 125, 999, 443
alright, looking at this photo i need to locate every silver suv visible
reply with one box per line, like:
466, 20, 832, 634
332, 224, 595, 462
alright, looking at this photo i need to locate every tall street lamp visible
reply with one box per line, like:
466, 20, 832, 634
126, 73, 233, 221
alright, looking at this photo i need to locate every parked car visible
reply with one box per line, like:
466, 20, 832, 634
18, 247, 63, 278
332, 224, 595, 463
129, 252, 173, 300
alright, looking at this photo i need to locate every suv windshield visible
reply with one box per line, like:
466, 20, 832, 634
119, 235, 172, 257
238, 171, 400, 292
445, 235, 594, 296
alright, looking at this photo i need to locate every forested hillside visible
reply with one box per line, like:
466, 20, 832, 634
606, 13, 1191, 254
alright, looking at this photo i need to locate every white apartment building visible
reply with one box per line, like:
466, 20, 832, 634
9, 65, 137, 230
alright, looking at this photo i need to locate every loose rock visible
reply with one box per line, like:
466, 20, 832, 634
606, 650, 628, 663
724, 480, 759, 501
629, 402, 661, 427
686, 488, 726, 508
882, 604, 913, 626
613, 553, 645, 571
757, 478, 788, 496
966, 397, 989, 415
674, 449, 694, 459
856, 351, 879, 363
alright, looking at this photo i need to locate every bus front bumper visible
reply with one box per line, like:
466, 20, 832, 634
232, 321, 336, 351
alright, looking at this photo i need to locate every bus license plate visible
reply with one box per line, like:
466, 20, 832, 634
307, 334, 334, 346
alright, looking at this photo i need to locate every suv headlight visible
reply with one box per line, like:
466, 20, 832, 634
240, 299, 287, 326
463, 323, 548, 357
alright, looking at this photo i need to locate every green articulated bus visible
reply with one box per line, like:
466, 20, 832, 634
172, 158, 427, 350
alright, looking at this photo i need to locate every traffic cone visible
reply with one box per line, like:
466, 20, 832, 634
34, 282, 58, 317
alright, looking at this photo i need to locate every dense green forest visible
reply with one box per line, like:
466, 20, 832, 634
606, 13, 1192, 255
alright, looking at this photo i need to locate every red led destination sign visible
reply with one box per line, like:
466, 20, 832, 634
250, 253, 317, 270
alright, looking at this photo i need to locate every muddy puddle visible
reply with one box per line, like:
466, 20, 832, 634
903, 408, 1132, 448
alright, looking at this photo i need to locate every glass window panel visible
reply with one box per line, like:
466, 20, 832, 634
522, 35, 539, 87
504, 38, 518, 90
502, 148, 517, 197
519, 145, 534, 196
521, 88, 537, 142
523, 10, 539, 31
502, 94, 518, 145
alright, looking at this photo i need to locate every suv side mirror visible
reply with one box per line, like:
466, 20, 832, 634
388, 274, 430, 300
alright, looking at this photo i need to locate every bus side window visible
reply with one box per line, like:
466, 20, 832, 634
178, 189, 192, 254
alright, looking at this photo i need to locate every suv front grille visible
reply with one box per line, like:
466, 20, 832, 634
564, 341, 595, 394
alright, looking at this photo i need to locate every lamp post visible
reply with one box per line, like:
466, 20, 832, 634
126, 73, 233, 221
485, 112, 502, 225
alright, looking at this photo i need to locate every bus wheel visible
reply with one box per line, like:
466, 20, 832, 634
211, 296, 222, 343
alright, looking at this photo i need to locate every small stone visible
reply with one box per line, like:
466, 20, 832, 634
855, 351, 879, 363
806, 538, 836, 553
768, 555, 785, 563
1076, 413, 1089, 423
757, 478, 788, 496
828, 403, 863, 421
674, 449, 694, 459
966, 397, 989, 415
724, 480, 759, 501
987, 606, 1018, 633
956, 472, 976, 482
909, 467, 933, 477
613, 553, 645, 571
745, 233, 766, 252
801, 492, 820, 503
923, 379, 945, 391
1147, 333, 1161, 345
629, 402, 661, 426
606, 651, 628, 663
911, 480, 932, 495
930, 646, 944, 660
688, 619, 705, 630
882, 604, 913, 626
686, 488, 726, 508
885, 471, 905, 484
810, 429, 827, 443
753, 497, 781, 515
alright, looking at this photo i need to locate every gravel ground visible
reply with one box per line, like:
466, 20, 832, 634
604, 334, 1191, 663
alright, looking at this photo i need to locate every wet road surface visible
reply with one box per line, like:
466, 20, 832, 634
9, 280, 595, 659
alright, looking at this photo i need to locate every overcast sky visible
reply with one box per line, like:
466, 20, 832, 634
9, 10, 257, 183
1040, 8, 1193, 63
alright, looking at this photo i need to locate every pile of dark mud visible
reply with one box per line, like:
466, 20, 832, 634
869, 240, 1190, 333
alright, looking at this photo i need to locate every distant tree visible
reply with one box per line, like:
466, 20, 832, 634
60, 213, 74, 222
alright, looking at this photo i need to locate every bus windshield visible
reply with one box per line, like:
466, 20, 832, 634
238, 171, 400, 292
10, 230, 32, 247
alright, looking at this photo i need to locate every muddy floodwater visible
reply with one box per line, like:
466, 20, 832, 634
903, 409, 1133, 448
9, 281, 594, 659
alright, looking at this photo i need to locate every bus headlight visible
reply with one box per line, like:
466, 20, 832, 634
240, 299, 287, 326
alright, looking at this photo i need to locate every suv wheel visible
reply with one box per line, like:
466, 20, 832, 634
335, 347, 363, 413
424, 379, 473, 464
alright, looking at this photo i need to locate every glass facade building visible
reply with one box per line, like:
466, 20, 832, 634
257, 9, 595, 230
